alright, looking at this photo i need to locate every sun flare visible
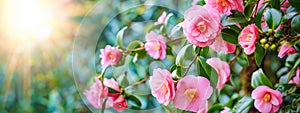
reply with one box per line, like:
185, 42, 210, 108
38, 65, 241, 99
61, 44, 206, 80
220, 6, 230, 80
3, 0, 53, 45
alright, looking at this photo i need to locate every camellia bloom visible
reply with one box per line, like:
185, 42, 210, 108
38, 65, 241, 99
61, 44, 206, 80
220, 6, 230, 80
252, 86, 283, 113
238, 24, 259, 55
289, 67, 300, 86
174, 75, 213, 112
99, 45, 122, 69
205, 0, 244, 14
145, 31, 167, 60
278, 43, 296, 58
209, 35, 236, 54
182, 5, 221, 47
84, 78, 108, 109
206, 58, 230, 90
104, 78, 127, 112
220, 107, 230, 113
149, 68, 175, 105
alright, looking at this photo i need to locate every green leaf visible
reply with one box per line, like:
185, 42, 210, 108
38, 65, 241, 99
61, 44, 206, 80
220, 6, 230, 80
264, 8, 282, 30
255, 3, 268, 29
221, 17, 248, 26
147, 24, 163, 33
291, 15, 300, 33
101, 97, 108, 113
127, 40, 143, 50
207, 104, 224, 113
251, 68, 273, 88
244, 1, 256, 20
175, 44, 195, 67
289, 0, 300, 11
108, 87, 119, 94
270, 0, 280, 10
232, 96, 254, 113
117, 72, 129, 88
116, 26, 128, 49
126, 94, 142, 107
221, 28, 239, 44
254, 44, 265, 67
285, 53, 300, 68
200, 46, 209, 58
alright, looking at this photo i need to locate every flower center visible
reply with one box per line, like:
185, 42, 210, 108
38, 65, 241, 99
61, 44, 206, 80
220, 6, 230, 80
217, 0, 228, 6
264, 93, 271, 102
197, 22, 206, 33
162, 83, 168, 94
184, 89, 198, 102
109, 53, 113, 59
153, 43, 160, 50
246, 34, 253, 42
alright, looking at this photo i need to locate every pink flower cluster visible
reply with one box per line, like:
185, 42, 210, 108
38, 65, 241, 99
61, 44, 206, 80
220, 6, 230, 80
149, 69, 213, 112
149, 59, 231, 112
84, 78, 127, 112
182, 3, 241, 53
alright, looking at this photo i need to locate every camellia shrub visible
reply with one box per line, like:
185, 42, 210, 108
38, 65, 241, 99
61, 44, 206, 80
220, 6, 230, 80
83, 0, 300, 112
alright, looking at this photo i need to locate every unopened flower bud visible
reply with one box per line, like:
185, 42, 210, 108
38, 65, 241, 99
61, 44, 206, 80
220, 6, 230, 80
264, 44, 270, 49
260, 38, 267, 44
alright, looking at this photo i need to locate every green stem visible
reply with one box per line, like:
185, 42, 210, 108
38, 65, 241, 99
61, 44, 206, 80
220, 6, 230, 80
182, 50, 201, 77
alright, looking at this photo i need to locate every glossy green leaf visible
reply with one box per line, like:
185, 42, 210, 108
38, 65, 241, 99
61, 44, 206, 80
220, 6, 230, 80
221, 17, 248, 26
244, 1, 256, 20
126, 94, 142, 107
127, 40, 143, 50
255, 3, 268, 29
116, 26, 128, 49
264, 8, 282, 29
108, 87, 119, 94
254, 44, 265, 67
285, 53, 300, 68
251, 68, 273, 88
175, 44, 195, 67
232, 96, 253, 113
117, 72, 129, 88
221, 28, 239, 44
291, 15, 300, 33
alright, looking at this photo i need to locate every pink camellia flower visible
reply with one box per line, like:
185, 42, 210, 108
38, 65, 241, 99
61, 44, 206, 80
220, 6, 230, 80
145, 31, 167, 60
289, 67, 300, 86
238, 24, 259, 55
252, 0, 264, 16
251, 86, 283, 113
220, 107, 230, 113
205, 0, 244, 14
209, 35, 236, 54
84, 78, 108, 109
174, 75, 213, 112
182, 5, 221, 47
155, 11, 167, 25
104, 78, 127, 112
99, 45, 122, 69
206, 58, 230, 90
149, 68, 175, 105
278, 43, 296, 58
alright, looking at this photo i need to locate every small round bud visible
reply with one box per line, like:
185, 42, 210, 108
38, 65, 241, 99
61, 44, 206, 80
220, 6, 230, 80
264, 44, 270, 49
271, 44, 277, 50
268, 29, 273, 34
260, 38, 267, 44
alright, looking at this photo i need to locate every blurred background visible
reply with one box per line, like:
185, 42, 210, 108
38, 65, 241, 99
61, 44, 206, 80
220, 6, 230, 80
0, 0, 96, 112
0, 0, 192, 112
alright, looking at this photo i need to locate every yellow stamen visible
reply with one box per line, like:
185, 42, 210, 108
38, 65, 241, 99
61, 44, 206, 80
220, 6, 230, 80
246, 34, 253, 42
153, 44, 160, 50
264, 93, 271, 102
184, 89, 198, 102
217, 0, 228, 6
